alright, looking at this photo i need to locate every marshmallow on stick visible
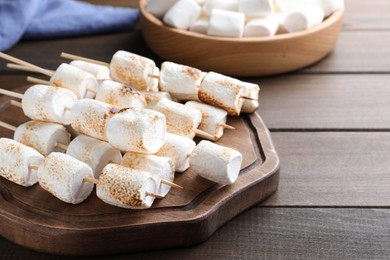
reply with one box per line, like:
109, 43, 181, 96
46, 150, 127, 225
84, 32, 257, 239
0, 138, 45, 187
0, 85, 77, 125
163, 0, 202, 30
140, 91, 172, 109
189, 140, 242, 185
66, 135, 122, 178
241, 81, 260, 113
69, 60, 111, 81
37, 152, 94, 204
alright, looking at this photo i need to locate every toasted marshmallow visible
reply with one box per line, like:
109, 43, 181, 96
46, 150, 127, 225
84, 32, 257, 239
163, 0, 202, 30
189, 17, 209, 34
14, 120, 71, 156
141, 91, 172, 109
70, 60, 110, 80
189, 140, 242, 185
96, 164, 157, 209
241, 81, 260, 113
66, 135, 122, 178
185, 101, 228, 141
203, 0, 239, 15
0, 138, 44, 187
110, 50, 156, 91
198, 72, 244, 116
22, 84, 77, 125
106, 108, 166, 154
155, 133, 196, 172
153, 98, 202, 139
146, 0, 178, 18
37, 152, 94, 204
70, 99, 119, 141
96, 80, 146, 109
50, 63, 98, 99
282, 5, 324, 33
239, 0, 274, 16
159, 61, 204, 101
122, 152, 174, 196
244, 17, 279, 37
207, 9, 245, 38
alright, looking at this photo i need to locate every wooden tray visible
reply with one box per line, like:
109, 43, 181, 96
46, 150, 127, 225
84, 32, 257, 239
0, 89, 280, 256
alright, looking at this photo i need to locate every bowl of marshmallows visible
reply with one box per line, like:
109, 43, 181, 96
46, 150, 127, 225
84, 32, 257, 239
140, 0, 344, 77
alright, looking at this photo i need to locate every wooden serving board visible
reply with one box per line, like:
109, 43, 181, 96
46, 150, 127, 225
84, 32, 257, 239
0, 89, 280, 256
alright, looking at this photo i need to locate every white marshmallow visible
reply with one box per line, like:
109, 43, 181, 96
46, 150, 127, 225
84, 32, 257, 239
66, 135, 122, 178
146, 0, 178, 18
141, 91, 172, 109
203, 0, 239, 15
70, 99, 118, 141
189, 140, 242, 185
50, 63, 98, 99
275, 0, 305, 12
198, 72, 244, 116
106, 108, 166, 154
0, 138, 44, 187
207, 9, 245, 38
22, 84, 77, 125
96, 80, 146, 109
185, 101, 228, 141
189, 17, 209, 34
241, 81, 260, 113
163, 0, 202, 30
14, 120, 71, 156
96, 164, 157, 209
244, 17, 279, 37
153, 98, 202, 139
159, 61, 204, 102
37, 152, 94, 204
239, 0, 274, 17
155, 133, 196, 172
122, 152, 174, 196
276, 0, 343, 17
110, 50, 156, 91
70, 60, 110, 80
281, 5, 325, 33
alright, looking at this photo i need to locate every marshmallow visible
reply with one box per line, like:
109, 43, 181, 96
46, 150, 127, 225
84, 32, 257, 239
275, 0, 305, 12
203, 0, 238, 15
96, 80, 146, 109
306, 0, 344, 17
189, 140, 242, 185
241, 81, 260, 113
0, 138, 44, 187
96, 164, 157, 209
110, 50, 156, 91
122, 152, 174, 196
159, 61, 204, 101
163, 0, 202, 30
66, 135, 122, 178
281, 5, 325, 33
37, 152, 94, 204
239, 0, 274, 17
146, 0, 178, 18
70, 60, 110, 80
198, 72, 244, 116
50, 63, 98, 99
185, 100, 229, 140
106, 108, 166, 154
70, 99, 118, 141
22, 84, 77, 125
155, 133, 196, 172
153, 98, 202, 139
207, 9, 245, 38
244, 17, 279, 37
14, 120, 71, 156
189, 17, 209, 34
140, 91, 172, 109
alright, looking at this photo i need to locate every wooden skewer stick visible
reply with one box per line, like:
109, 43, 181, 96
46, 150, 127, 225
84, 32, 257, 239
7, 63, 39, 73
148, 73, 159, 79
29, 164, 40, 171
145, 191, 165, 199
55, 142, 69, 151
83, 177, 99, 185
0, 52, 54, 77
61, 52, 110, 67
218, 123, 235, 130
0, 121, 17, 132
0, 88, 23, 99
161, 179, 183, 189
240, 95, 257, 101
10, 100, 23, 108
27, 76, 51, 85
193, 128, 215, 140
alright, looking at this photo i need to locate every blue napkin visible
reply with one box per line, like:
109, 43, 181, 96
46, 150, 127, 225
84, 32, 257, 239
0, 0, 139, 51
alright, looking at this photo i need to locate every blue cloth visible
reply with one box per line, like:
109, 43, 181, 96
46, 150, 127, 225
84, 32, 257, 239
0, 0, 139, 51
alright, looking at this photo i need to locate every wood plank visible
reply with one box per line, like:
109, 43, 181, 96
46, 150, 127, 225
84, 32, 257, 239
2, 208, 390, 259
256, 74, 390, 130
262, 132, 390, 206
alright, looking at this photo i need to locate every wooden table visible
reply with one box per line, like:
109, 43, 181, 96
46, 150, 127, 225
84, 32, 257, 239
1, 0, 390, 258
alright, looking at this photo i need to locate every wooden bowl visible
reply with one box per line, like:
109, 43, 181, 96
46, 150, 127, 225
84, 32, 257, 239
139, 0, 344, 77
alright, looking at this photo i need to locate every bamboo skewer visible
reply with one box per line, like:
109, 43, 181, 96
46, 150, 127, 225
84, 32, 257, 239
61, 52, 110, 67
27, 76, 51, 85
7, 63, 39, 73
0, 88, 24, 99
219, 123, 235, 130
10, 100, 22, 108
29, 164, 40, 171
0, 52, 54, 77
193, 128, 216, 140
161, 179, 183, 189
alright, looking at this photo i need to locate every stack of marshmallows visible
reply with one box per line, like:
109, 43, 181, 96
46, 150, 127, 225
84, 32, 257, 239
147, 0, 344, 37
